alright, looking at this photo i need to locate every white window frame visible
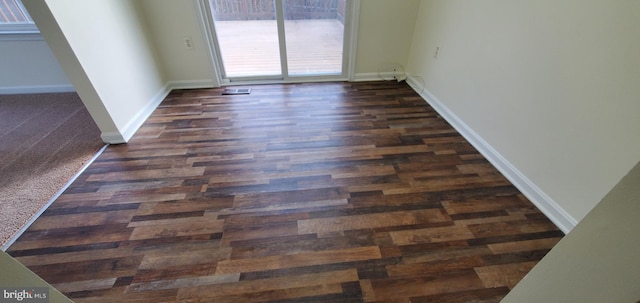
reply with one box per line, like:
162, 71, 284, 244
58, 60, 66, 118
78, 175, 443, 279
0, 0, 40, 40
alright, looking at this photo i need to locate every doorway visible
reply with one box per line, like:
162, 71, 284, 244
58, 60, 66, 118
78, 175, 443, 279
203, 0, 358, 83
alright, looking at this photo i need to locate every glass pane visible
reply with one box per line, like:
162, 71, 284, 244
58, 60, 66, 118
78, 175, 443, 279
283, 0, 345, 76
210, 0, 281, 78
0, 0, 32, 24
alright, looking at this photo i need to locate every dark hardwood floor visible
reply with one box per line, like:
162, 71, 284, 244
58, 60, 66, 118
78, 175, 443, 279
7, 81, 563, 302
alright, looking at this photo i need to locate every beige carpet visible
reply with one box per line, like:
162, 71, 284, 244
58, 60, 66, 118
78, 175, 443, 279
0, 92, 104, 248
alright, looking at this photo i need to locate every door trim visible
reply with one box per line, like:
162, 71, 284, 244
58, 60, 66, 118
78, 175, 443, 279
346, 0, 360, 82
193, 0, 222, 87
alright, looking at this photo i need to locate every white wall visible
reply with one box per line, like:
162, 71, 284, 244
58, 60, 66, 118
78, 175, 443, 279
0, 38, 72, 94
406, 0, 640, 229
354, 0, 419, 80
136, 0, 216, 88
23, 0, 168, 143
502, 160, 640, 303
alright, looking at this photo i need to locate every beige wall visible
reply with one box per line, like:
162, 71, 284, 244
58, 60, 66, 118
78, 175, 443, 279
503, 161, 640, 302
354, 0, 419, 78
23, 0, 167, 143
407, 0, 640, 225
136, 0, 215, 87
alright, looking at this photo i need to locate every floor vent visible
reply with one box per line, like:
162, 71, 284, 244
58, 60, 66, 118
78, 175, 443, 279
222, 88, 251, 95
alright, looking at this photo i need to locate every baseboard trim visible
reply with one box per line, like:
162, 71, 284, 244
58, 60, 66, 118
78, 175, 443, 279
121, 83, 171, 142
100, 83, 172, 144
406, 76, 577, 234
100, 132, 126, 144
168, 79, 216, 90
353, 72, 405, 82
99, 80, 217, 144
0, 84, 75, 95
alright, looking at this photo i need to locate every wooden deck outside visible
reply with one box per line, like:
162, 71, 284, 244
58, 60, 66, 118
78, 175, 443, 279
214, 19, 344, 77
0, 0, 29, 23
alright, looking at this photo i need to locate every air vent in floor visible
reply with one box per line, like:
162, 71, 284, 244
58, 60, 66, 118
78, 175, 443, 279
222, 88, 251, 95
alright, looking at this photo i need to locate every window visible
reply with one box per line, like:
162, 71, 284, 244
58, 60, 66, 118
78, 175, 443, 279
0, 0, 38, 34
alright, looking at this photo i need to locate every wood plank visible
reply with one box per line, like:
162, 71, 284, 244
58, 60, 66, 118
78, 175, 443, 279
368, 270, 486, 301
390, 225, 476, 246
298, 209, 448, 237
474, 261, 539, 289
176, 269, 359, 300
215, 246, 382, 274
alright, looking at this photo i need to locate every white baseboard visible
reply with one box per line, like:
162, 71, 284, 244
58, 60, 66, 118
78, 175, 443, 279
168, 79, 216, 90
100, 83, 172, 144
99, 79, 217, 144
406, 76, 577, 234
100, 132, 126, 144
353, 72, 405, 82
0, 84, 75, 95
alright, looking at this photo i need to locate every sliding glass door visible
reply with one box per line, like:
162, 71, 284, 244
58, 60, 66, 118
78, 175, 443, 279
283, 0, 345, 76
208, 0, 352, 82
210, 0, 282, 78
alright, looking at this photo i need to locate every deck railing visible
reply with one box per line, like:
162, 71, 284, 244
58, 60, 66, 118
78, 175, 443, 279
211, 0, 345, 23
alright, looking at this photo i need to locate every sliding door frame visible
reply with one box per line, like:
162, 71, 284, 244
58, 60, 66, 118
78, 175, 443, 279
194, 0, 360, 86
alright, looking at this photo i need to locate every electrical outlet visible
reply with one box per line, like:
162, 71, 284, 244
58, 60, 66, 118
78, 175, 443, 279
184, 36, 194, 50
